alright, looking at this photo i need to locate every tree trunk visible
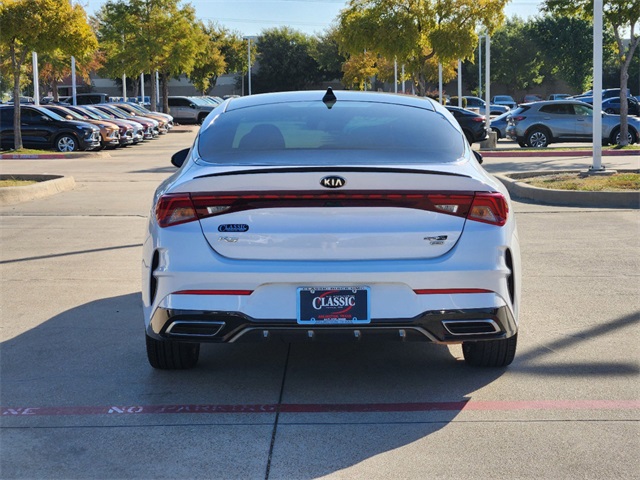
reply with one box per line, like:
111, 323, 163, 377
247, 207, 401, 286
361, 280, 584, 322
150, 70, 157, 112
10, 45, 26, 150
52, 78, 59, 102
161, 72, 169, 114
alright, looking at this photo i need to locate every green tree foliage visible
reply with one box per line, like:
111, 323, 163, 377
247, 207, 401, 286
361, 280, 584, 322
544, 0, 640, 145
189, 23, 245, 95
254, 27, 321, 93
0, 0, 97, 149
312, 27, 346, 82
337, 0, 508, 94
490, 18, 544, 96
531, 16, 595, 93
94, 0, 205, 111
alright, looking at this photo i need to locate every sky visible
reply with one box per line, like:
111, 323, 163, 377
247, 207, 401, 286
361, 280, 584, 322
82, 0, 545, 37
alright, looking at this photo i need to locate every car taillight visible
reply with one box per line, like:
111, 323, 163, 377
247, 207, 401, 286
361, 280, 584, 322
155, 191, 508, 228
512, 116, 526, 121
471, 117, 484, 122
468, 192, 508, 226
156, 193, 198, 227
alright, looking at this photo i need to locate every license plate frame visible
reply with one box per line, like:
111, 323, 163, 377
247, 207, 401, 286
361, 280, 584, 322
297, 286, 371, 325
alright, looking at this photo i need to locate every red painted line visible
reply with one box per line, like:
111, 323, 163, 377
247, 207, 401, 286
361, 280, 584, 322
0, 154, 68, 160
2, 400, 638, 417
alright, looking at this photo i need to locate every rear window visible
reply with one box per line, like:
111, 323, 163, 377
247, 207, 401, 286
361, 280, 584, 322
197, 101, 464, 165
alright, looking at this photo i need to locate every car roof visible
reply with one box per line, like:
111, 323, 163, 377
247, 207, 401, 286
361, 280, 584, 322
224, 90, 438, 113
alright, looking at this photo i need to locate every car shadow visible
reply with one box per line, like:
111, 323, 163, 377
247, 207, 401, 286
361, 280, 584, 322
1, 293, 637, 479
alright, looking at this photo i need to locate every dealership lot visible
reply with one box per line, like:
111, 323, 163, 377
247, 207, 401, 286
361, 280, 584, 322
1, 128, 638, 479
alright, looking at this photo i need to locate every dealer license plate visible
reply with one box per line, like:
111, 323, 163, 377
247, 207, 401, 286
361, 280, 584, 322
297, 286, 370, 325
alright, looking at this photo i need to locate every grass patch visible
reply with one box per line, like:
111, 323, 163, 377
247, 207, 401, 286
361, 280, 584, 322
0, 178, 37, 188
1, 148, 55, 155
524, 172, 640, 191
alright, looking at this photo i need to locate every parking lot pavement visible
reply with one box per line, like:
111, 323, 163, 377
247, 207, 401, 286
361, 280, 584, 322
1, 131, 638, 479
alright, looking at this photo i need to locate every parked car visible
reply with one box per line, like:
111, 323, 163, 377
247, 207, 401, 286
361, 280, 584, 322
601, 97, 640, 116
115, 102, 174, 130
521, 94, 543, 103
444, 106, 489, 144
547, 94, 571, 101
92, 104, 157, 139
490, 111, 511, 139
167, 96, 216, 124
0, 105, 100, 152
112, 102, 171, 134
42, 104, 121, 149
65, 104, 136, 146
491, 95, 517, 109
59, 93, 112, 105
506, 100, 640, 147
142, 90, 521, 370
462, 96, 510, 115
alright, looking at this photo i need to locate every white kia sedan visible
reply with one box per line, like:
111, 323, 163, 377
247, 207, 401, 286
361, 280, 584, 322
142, 90, 521, 369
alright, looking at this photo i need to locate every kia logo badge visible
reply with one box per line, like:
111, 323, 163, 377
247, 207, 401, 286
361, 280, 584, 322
320, 176, 346, 188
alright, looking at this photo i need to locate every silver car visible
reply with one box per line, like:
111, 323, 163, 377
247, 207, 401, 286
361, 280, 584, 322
506, 100, 640, 147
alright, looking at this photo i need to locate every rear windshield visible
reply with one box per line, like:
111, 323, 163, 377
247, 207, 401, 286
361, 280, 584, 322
197, 101, 465, 165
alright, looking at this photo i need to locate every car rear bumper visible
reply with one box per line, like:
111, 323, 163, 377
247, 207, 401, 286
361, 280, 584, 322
147, 305, 517, 344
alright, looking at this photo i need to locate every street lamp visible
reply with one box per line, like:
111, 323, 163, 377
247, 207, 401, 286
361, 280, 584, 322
243, 36, 257, 95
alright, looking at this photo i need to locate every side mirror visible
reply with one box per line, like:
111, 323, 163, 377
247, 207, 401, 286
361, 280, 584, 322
190, 103, 197, 109
171, 148, 190, 168
473, 150, 483, 164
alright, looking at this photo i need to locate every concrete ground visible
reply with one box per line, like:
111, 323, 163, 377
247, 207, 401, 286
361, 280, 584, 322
1, 128, 638, 479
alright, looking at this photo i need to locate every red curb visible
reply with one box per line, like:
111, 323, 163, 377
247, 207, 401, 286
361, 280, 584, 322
0, 154, 69, 159
481, 149, 639, 157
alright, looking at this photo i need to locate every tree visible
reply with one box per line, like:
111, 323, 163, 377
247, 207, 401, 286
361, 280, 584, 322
95, 0, 205, 112
490, 17, 545, 96
312, 27, 347, 83
0, 0, 97, 149
189, 22, 245, 95
544, 0, 640, 146
254, 27, 321, 93
531, 16, 597, 93
337, 0, 508, 95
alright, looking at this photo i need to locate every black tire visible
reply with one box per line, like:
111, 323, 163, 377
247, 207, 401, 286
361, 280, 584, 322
145, 333, 200, 369
517, 139, 528, 148
526, 128, 549, 148
55, 134, 79, 152
610, 127, 636, 145
197, 113, 207, 125
462, 334, 518, 367
491, 127, 501, 139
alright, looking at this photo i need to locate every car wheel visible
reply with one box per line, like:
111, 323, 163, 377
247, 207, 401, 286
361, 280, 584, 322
55, 134, 79, 152
517, 139, 528, 148
197, 113, 207, 125
610, 128, 635, 145
491, 127, 501, 139
462, 334, 518, 367
605, 108, 615, 114
463, 130, 474, 145
145, 332, 200, 369
526, 128, 549, 148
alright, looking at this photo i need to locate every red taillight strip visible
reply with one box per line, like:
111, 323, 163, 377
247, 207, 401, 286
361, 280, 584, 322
414, 289, 494, 295
156, 190, 508, 228
173, 290, 253, 295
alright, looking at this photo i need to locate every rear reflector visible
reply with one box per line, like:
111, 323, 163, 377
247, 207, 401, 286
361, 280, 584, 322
173, 290, 253, 295
414, 289, 494, 295
156, 191, 508, 227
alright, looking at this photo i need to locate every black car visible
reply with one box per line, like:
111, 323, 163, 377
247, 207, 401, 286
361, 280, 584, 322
0, 105, 101, 152
602, 97, 640, 116
445, 106, 489, 144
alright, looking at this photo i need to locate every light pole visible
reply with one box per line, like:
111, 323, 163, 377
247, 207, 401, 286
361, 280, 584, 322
243, 36, 257, 95
591, 0, 603, 171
